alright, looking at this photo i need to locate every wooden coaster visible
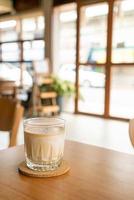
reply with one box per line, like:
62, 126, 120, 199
18, 160, 70, 178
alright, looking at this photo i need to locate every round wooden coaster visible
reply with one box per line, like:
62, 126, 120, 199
18, 160, 70, 178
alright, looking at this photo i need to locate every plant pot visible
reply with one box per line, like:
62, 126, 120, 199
56, 96, 63, 113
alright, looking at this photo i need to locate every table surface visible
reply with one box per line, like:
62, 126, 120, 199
1, 141, 134, 200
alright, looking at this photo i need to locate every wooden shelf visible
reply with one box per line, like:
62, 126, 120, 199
40, 92, 57, 99
36, 105, 59, 114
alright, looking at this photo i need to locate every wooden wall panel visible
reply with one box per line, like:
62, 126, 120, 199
13, 0, 41, 11
53, 0, 76, 6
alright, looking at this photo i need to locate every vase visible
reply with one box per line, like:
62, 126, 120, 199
56, 96, 63, 113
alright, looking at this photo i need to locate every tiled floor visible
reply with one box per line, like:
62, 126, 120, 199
61, 113, 134, 154
0, 113, 133, 154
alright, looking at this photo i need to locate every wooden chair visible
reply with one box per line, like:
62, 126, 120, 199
0, 98, 24, 147
0, 80, 17, 99
129, 119, 134, 147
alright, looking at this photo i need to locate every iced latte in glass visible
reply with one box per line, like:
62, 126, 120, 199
24, 118, 65, 171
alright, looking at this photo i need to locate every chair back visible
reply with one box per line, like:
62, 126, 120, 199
0, 98, 24, 147
0, 81, 17, 98
129, 119, 134, 147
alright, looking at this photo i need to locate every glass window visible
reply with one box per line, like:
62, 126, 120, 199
78, 65, 105, 115
0, 14, 45, 64
110, 66, 134, 118
58, 11, 76, 64
21, 16, 44, 39
1, 43, 20, 61
36, 16, 44, 38
37, 16, 44, 30
22, 18, 36, 40
22, 18, 36, 32
0, 20, 16, 29
59, 10, 77, 22
53, 4, 76, 68
23, 40, 44, 61
0, 20, 19, 42
53, 3, 76, 112
80, 3, 108, 64
112, 0, 134, 63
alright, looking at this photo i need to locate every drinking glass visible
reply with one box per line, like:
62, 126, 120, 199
24, 117, 65, 171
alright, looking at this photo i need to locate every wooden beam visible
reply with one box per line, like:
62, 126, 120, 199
53, 0, 75, 6
104, 0, 114, 118
75, 2, 80, 113
42, 0, 53, 73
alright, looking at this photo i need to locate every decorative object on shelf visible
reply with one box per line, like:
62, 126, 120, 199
40, 76, 75, 112
31, 77, 59, 116
40, 75, 84, 113
51, 76, 75, 112
51, 76, 75, 97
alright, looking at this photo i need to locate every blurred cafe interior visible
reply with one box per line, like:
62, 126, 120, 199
0, 0, 134, 153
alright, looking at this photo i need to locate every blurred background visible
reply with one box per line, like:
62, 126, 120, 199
0, 0, 134, 150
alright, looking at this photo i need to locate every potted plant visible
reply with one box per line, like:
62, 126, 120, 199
51, 76, 75, 112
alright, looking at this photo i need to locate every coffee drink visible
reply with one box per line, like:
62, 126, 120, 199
24, 118, 65, 171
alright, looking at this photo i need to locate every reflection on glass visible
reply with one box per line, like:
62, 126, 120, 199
110, 66, 134, 119
78, 65, 105, 115
112, 0, 134, 63
23, 40, 44, 61
80, 3, 108, 63
2, 43, 20, 61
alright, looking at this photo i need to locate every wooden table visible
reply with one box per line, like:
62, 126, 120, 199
1, 141, 134, 200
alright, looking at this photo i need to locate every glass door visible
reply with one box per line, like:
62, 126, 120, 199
76, 2, 108, 115
53, 3, 77, 113
110, 0, 134, 119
